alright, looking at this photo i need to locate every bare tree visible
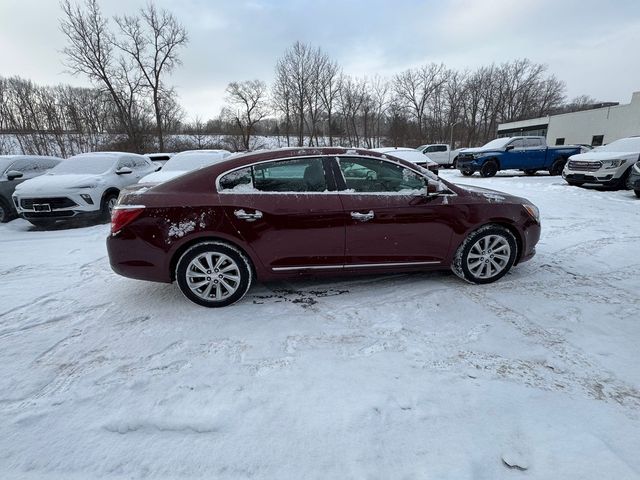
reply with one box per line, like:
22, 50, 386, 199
222, 80, 269, 151
60, 0, 145, 150
115, 3, 188, 151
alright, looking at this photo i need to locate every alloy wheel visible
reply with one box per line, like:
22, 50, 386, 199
466, 234, 511, 279
185, 252, 241, 301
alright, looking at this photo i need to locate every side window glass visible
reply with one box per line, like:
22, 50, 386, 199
219, 158, 327, 193
425, 146, 436, 153
253, 158, 326, 192
339, 157, 425, 193
118, 158, 136, 169
435, 145, 447, 152
510, 139, 525, 149
219, 167, 253, 192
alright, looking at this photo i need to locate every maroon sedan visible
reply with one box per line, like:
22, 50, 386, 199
107, 148, 540, 307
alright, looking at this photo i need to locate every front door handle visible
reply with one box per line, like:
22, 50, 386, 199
234, 209, 263, 222
350, 210, 374, 222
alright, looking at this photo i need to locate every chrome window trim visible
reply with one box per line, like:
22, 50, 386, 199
214, 153, 456, 197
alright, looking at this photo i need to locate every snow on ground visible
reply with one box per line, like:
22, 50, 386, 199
0, 170, 639, 479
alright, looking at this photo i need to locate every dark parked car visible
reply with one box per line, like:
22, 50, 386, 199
107, 148, 541, 307
628, 159, 640, 197
0, 155, 62, 222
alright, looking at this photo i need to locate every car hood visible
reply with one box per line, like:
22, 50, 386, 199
456, 184, 526, 204
14, 174, 104, 194
138, 170, 186, 184
459, 147, 503, 155
568, 151, 638, 161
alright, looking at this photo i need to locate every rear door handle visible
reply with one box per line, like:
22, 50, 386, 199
350, 210, 374, 222
234, 209, 263, 222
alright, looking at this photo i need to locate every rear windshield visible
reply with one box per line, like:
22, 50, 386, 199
594, 137, 640, 152
50, 156, 116, 174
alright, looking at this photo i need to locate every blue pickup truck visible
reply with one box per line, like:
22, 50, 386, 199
456, 136, 583, 177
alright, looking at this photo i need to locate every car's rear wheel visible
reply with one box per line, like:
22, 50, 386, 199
480, 160, 498, 178
549, 158, 566, 176
452, 225, 517, 284
176, 242, 253, 307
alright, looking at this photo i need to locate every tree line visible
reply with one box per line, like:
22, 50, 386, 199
1, 0, 600, 156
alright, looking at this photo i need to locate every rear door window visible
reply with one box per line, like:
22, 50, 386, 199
219, 157, 327, 193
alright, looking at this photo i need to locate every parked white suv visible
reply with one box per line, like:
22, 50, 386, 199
138, 149, 231, 184
13, 152, 156, 227
563, 136, 640, 188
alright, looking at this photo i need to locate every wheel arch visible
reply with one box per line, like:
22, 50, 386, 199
169, 235, 258, 282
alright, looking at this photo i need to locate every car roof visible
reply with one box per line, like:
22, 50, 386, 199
151, 147, 429, 193
73, 151, 149, 159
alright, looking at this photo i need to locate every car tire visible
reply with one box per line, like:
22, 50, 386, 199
101, 192, 119, 222
452, 224, 517, 284
0, 199, 13, 223
461, 170, 474, 176
523, 169, 537, 176
452, 158, 458, 169
480, 160, 498, 178
548, 158, 566, 176
616, 167, 632, 190
635, 190, 640, 198
176, 241, 253, 308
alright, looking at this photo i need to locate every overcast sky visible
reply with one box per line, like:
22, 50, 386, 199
1, 0, 639, 120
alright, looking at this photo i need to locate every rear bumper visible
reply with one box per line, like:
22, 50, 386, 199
107, 230, 173, 283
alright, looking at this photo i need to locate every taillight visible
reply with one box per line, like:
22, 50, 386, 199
111, 206, 145, 234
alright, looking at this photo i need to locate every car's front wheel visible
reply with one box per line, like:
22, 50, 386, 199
634, 189, 640, 198
0, 199, 13, 223
480, 160, 498, 178
101, 192, 119, 222
452, 225, 517, 284
176, 242, 253, 307
461, 170, 474, 176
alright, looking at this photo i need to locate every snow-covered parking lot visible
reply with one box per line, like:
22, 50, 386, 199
1, 170, 639, 479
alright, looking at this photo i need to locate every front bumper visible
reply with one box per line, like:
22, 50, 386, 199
562, 162, 630, 186
456, 159, 480, 172
13, 191, 103, 221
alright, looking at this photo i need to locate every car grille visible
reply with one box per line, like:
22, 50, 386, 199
20, 197, 77, 210
457, 153, 474, 162
567, 160, 602, 172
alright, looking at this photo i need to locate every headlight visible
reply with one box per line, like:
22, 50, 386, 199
522, 203, 540, 224
69, 184, 97, 189
601, 159, 625, 169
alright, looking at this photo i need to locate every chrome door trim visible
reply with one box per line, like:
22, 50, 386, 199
271, 260, 440, 272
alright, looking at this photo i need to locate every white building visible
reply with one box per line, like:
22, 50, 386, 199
497, 91, 640, 147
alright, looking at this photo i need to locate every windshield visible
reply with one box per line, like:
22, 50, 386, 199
593, 137, 640, 153
481, 138, 512, 149
50, 155, 116, 175
161, 152, 227, 172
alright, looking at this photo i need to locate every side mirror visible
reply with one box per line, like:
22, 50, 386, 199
116, 167, 133, 175
6, 170, 24, 181
505, 145, 515, 151
426, 179, 445, 195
